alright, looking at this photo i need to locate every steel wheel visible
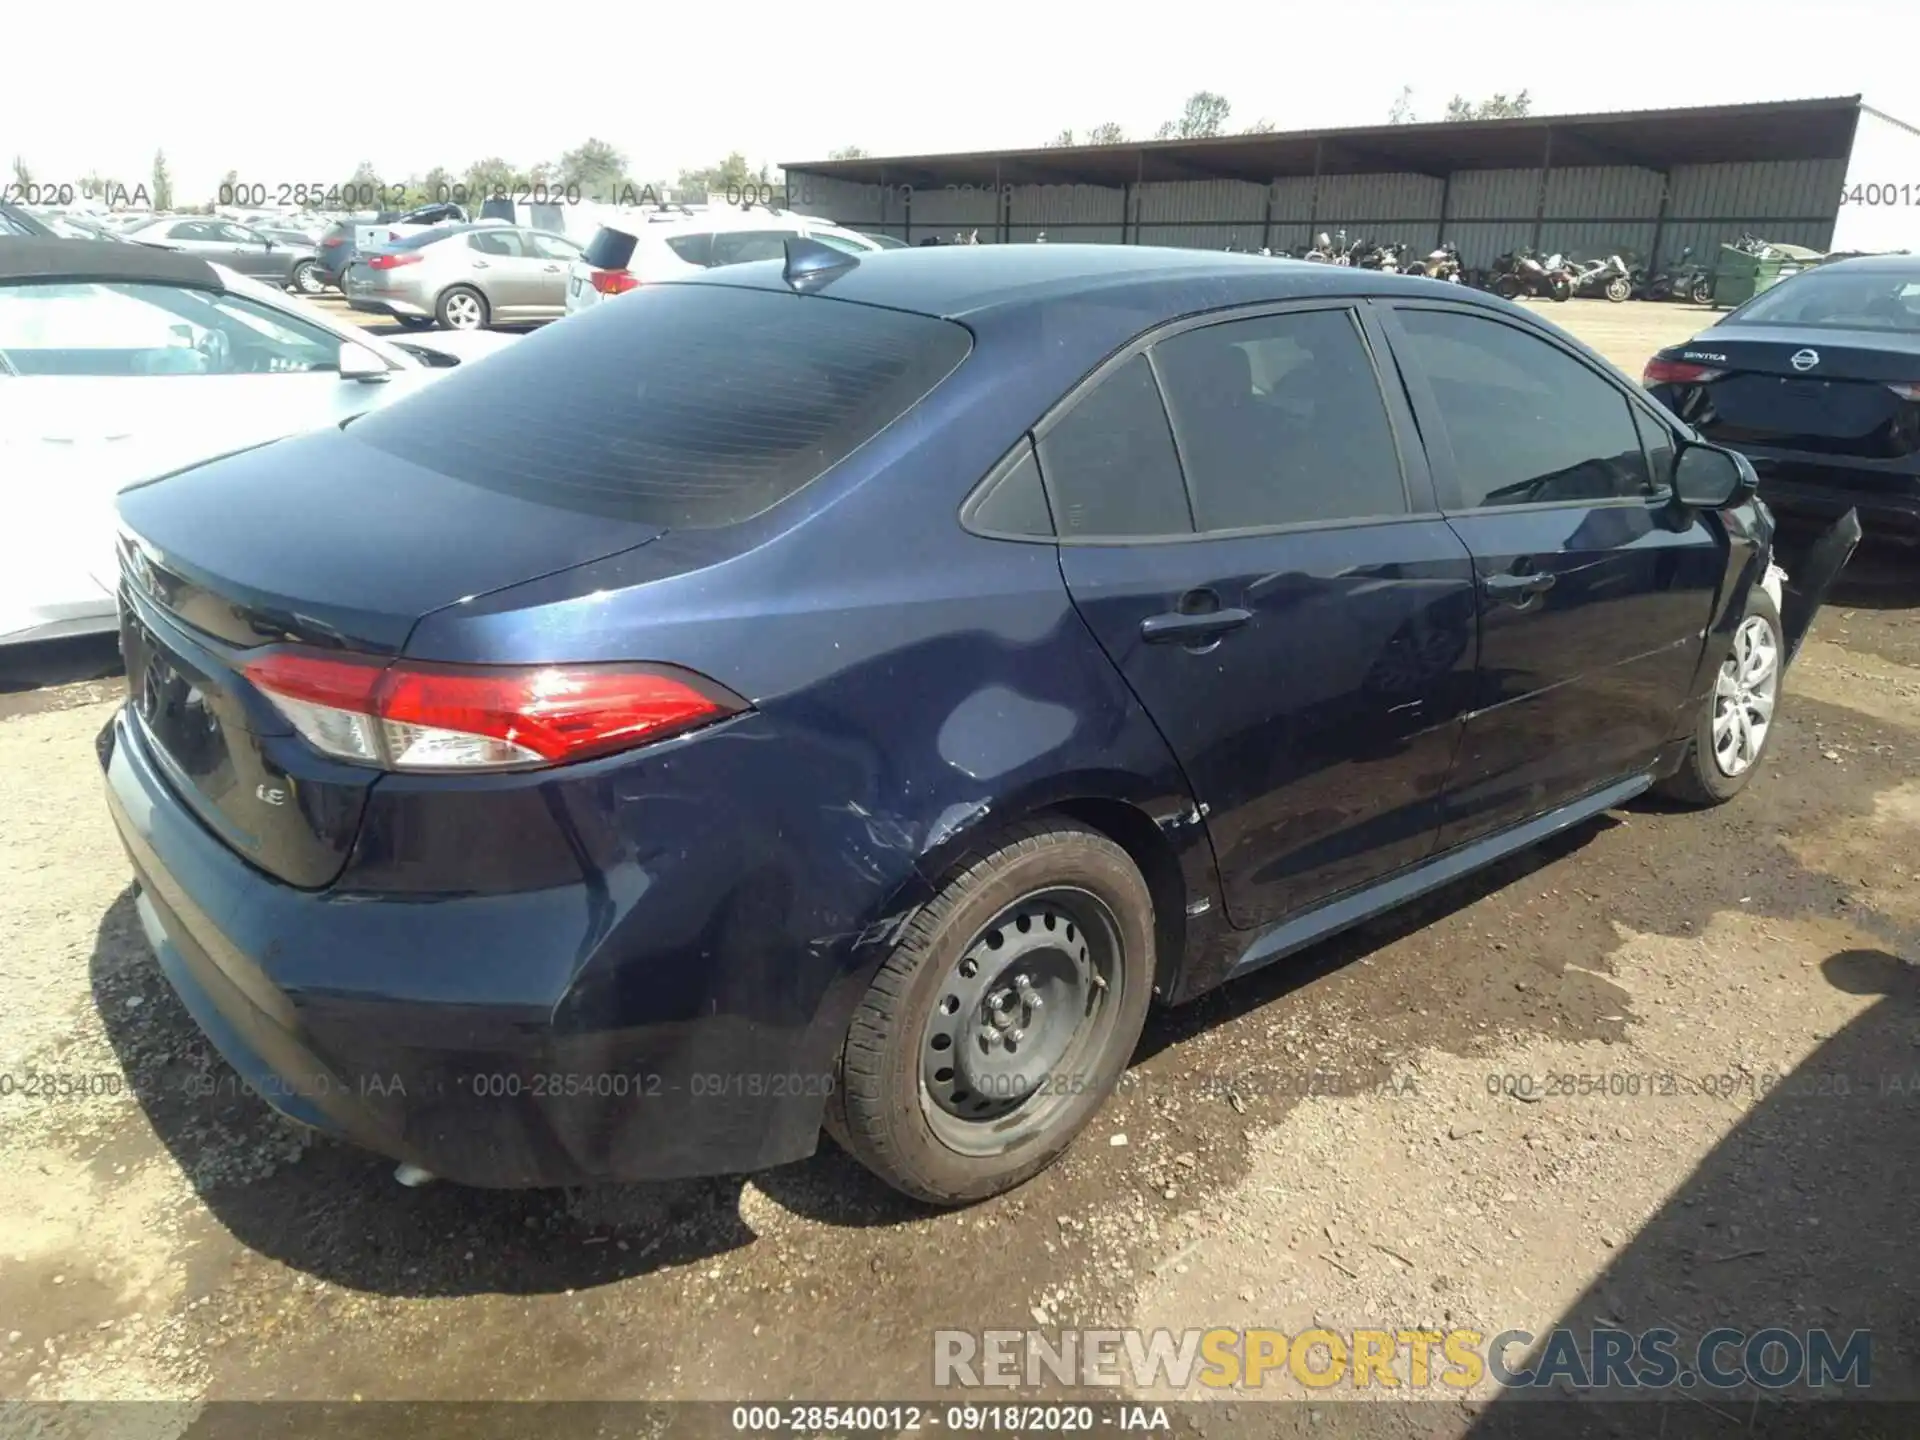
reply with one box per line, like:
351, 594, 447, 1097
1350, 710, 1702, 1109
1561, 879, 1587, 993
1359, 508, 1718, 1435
917, 887, 1125, 1157
1711, 614, 1779, 778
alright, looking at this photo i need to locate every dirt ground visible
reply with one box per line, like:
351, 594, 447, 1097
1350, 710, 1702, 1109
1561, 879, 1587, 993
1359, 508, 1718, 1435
1, 299, 1916, 1437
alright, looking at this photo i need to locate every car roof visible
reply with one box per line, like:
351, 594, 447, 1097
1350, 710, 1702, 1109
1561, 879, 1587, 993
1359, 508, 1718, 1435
676, 242, 1497, 321
1810, 253, 1920, 274
0, 236, 222, 289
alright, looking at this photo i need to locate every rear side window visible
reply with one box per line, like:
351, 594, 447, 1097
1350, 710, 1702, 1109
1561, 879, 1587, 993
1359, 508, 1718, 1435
709, 231, 796, 267
1035, 354, 1192, 538
347, 285, 973, 528
664, 232, 713, 266
583, 227, 638, 270
1152, 309, 1407, 530
968, 440, 1054, 537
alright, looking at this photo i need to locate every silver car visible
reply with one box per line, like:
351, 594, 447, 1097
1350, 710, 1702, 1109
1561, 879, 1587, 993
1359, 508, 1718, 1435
345, 223, 584, 330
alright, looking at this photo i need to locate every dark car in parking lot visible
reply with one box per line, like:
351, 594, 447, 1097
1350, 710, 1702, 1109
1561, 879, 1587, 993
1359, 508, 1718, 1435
100, 244, 1859, 1205
1645, 255, 1920, 545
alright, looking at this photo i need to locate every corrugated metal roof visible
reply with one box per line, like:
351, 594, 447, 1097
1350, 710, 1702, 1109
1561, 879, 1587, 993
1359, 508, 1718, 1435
784, 96, 1863, 189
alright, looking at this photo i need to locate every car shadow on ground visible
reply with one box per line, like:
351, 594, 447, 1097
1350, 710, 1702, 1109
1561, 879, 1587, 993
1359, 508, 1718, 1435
1462, 945, 1920, 1438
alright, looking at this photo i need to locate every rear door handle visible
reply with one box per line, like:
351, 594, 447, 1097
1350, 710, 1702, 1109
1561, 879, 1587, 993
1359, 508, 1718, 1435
1482, 571, 1557, 601
1140, 608, 1253, 644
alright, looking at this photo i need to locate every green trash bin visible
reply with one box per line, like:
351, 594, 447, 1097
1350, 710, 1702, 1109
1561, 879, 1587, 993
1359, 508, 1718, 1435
1711, 243, 1822, 308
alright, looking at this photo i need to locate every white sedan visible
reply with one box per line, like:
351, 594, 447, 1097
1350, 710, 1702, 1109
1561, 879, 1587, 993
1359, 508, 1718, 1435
0, 238, 516, 647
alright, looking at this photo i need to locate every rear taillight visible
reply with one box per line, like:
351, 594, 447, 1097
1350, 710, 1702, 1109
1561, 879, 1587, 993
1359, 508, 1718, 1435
1643, 357, 1726, 387
1887, 382, 1920, 402
590, 268, 639, 296
243, 650, 747, 772
367, 252, 422, 270
322, 236, 344, 248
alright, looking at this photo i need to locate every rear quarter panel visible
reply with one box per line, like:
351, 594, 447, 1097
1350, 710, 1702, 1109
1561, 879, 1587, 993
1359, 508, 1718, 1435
373, 315, 1224, 1087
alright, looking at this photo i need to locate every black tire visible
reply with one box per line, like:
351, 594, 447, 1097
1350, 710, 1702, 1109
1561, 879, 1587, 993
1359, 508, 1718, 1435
390, 315, 434, 330
1547, 274, 1573, 302
1605, 277, 1632, 303
827, 818, 1155, 1205
435, 284, 490, 330
290, 259, 324, 295
1689, 277, 1715, 306
1493, 273, 1524, 300
1657, 586, 1784, 807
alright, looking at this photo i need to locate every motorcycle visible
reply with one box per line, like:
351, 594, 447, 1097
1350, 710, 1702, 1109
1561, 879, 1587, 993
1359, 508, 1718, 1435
1303, 228, 1351, 264
1641, 245, 1714, 305
1570, 252, 1633, 303
1402, 241, 1464, 282
1489, 247, 1572, 302
1352, 238, 1402, 272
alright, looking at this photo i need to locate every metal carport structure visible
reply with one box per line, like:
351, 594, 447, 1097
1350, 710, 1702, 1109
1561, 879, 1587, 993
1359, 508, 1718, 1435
783, 96, 1868, 269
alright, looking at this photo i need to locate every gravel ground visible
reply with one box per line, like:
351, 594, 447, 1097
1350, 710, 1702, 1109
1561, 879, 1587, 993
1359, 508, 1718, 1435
1, 300, 1916, 1438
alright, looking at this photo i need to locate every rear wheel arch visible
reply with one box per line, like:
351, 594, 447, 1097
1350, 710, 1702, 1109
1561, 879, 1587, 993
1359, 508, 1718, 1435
911, 793, 1189, 1005
1045, 797, 1188, 1003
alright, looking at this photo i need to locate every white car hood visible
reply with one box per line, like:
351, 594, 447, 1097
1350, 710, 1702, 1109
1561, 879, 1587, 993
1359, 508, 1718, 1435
386, 330, 521, 366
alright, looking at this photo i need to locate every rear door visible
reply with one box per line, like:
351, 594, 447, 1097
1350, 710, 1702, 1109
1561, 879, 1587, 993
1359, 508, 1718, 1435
211, 222, 279, 281
1050, 302, 1479, 930
522, 230, 583, 316
1378, 301, 1724, 851
463, 228, 545, 319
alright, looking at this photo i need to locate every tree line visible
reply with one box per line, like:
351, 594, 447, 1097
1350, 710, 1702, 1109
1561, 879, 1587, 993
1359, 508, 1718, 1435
1041, 87, 1533, 147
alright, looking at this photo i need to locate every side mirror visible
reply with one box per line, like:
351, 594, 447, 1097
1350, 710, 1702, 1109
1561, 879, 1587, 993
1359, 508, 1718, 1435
1672, 441, 1755, 508
337, 343, 390, 383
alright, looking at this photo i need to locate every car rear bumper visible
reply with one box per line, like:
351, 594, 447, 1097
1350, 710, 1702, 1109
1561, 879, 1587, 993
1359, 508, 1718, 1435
1713, 444, 1920, 543
346, 293, 432, 321
98, 707, 836, 1187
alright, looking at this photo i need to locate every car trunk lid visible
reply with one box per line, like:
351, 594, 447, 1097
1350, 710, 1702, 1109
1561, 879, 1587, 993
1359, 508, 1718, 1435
1683, 326, 1920, 460
114, 426, 664, 887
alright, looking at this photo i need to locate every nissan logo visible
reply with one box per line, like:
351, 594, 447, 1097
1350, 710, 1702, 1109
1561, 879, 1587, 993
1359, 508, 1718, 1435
1790, 348, 1820, 372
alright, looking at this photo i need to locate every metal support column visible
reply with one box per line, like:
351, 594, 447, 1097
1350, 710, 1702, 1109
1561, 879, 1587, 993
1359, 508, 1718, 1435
995, 160, 1006, 244
1530, 128, 1554, 253
1436, 170, 1453, 246
1261, 184, 1274, 253
1121, 181, 1133, 246
1648, 169, 1673, 271
1307, 138, 1324, 233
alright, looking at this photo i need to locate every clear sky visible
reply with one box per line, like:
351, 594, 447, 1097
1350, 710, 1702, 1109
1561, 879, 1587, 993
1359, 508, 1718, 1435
3, 0, 1910, 202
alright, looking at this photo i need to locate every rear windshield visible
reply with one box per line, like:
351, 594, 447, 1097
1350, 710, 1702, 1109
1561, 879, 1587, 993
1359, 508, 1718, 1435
1726, 267, 1920, 332
583, 226, 638, 270
347, 283, 973, 528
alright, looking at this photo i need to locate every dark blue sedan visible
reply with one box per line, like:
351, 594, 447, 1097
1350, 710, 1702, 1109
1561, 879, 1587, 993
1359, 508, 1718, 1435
100, 243, 1859, 1204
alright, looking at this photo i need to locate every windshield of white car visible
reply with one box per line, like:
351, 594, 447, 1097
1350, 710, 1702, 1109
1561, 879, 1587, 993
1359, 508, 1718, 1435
1724, 268, 1920, 332
0, 280, 345, 375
